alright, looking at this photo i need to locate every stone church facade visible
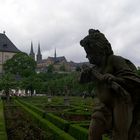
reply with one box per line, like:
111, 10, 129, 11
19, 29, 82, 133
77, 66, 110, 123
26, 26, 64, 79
29, 43, 83, 73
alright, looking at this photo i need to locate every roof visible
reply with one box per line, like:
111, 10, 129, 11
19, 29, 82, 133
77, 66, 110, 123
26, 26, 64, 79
69, 61, 90, 67
48, 56, 67, 62
29, 42, 34, 55
0, 33, 21, 53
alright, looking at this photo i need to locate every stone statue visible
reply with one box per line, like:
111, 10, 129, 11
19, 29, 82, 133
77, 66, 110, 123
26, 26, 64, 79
80, 29, 140, 140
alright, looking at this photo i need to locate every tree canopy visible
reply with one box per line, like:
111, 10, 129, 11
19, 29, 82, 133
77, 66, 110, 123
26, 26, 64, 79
2, 52, 95, 97
3, 52, 36, 77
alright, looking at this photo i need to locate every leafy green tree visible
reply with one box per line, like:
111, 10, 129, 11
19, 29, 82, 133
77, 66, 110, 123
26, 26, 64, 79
47, 64, 54, 73
39, 71, 94, 96
20, 73, 43, 96
59, 64, 66, 71
75, 66, 81, 72
0, 73, 16, 100
3, 52, 37, 96
3, 52, 36, 77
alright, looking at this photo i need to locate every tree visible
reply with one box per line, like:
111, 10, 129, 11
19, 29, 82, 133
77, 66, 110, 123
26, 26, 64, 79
3, 52, 36, 77
0, 73, 16, 100
3, 52, 37, 97
59, 64, 66, 71
75, 66, 81, 72
39, 71, 95, 96
20, 74, 43, 96
47, 64, 54, 73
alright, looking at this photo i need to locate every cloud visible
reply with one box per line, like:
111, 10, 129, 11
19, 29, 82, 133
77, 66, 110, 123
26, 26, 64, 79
0, 0, 140, 66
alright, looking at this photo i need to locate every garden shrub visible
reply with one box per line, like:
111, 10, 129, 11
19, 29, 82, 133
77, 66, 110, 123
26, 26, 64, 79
65, 111, 91, 115
17, 99, 70, 131
68, 124, 110, 140
15, 100, 76, 140
68, 124, 88, 140
70, 120, 90, 124
0, 100, 7, 140
17, 99, 44, 116
46, 113, 69, 131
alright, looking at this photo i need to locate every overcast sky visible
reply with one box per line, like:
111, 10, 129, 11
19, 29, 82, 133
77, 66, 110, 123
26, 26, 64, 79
0, 0, 140, 66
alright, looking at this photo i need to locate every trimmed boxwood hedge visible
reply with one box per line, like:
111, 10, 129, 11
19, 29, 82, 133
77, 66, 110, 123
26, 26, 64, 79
17, 99, 70, 131
0, 100, 7, 140
16, 99, 110, 140
69, 124, 88, 140
15, 100, 76, 140
17, 99, 44, 116
45, 113, 69, 131
69, 124, 110, 140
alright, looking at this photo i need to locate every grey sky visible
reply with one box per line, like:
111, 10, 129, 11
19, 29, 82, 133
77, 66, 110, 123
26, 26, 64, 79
0, 0, 140, 66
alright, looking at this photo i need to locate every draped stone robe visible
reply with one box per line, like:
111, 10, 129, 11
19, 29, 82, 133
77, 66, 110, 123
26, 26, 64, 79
88, 54, 140, 140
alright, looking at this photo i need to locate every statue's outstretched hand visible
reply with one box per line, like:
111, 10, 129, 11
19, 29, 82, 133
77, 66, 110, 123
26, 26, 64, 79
102, 73, 116, 83
102, 73, 128, 98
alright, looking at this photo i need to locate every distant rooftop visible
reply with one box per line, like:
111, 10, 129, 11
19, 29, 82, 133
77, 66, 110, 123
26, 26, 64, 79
48, 56, 67, 62
0, 33, 21, 53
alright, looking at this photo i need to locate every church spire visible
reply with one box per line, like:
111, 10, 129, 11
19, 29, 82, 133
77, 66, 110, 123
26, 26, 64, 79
38, 43, 41, 55
37, 42, 42, 62
54, 48, 57, 62
54, 48, 56, 58
29, 41, 35, 60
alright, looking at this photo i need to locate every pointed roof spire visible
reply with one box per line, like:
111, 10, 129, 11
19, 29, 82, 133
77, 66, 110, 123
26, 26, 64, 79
37, 42, 41, 55
30, 41, 34, 54
37, 42, 42, 62
54, 48, 56, 58
54, 48, 57, 62
29, 41, 35, 60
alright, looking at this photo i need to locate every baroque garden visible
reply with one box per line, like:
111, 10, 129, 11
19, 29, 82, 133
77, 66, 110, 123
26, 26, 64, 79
0, 31, 140, 140
0, 32, 98, 140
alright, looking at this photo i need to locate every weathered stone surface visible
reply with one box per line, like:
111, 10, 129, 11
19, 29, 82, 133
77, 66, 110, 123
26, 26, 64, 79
80, 29, 140, 140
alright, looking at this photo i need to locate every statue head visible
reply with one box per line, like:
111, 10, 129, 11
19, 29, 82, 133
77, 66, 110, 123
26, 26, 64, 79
80, 29, 113, 65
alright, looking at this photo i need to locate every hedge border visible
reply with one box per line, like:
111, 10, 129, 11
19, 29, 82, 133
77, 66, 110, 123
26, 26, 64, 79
68, 124, 110, 140
0, 100, 7, 140
16, 99, 109, 140
69, 124, 88, 140
17, 99, 70, 131
15, 100, 76, 140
